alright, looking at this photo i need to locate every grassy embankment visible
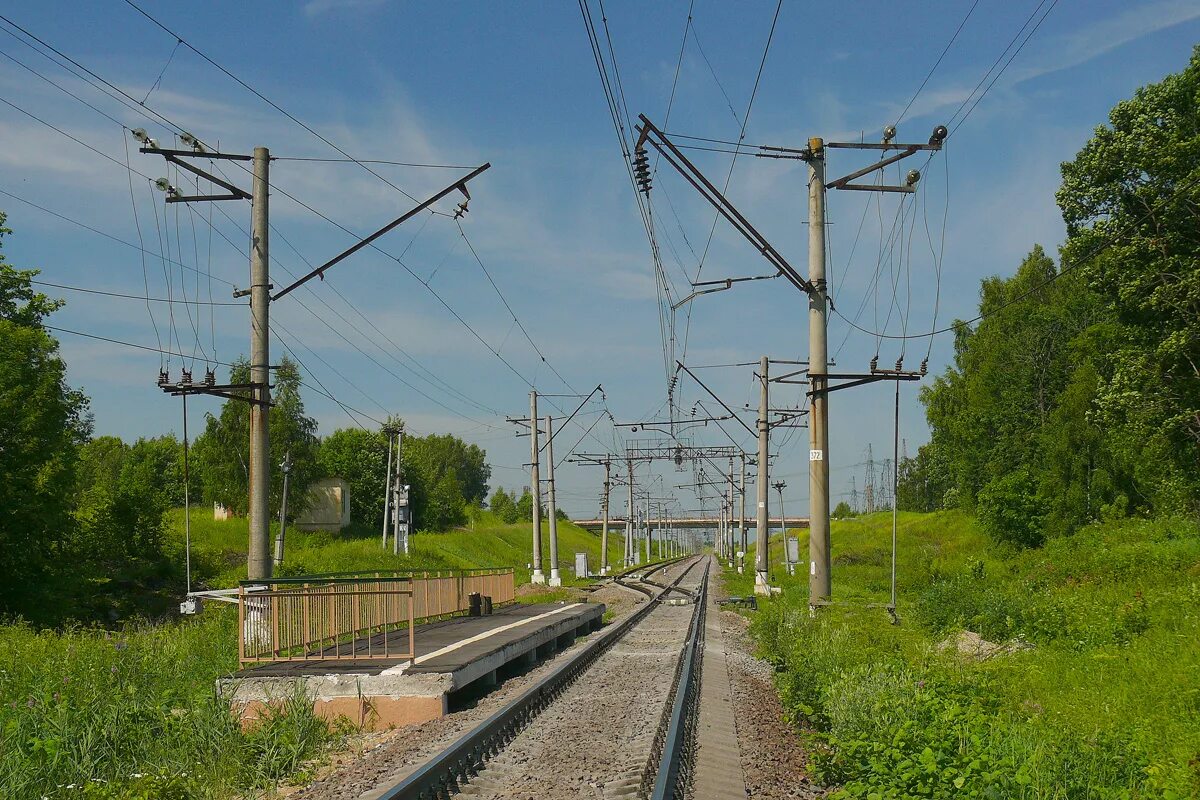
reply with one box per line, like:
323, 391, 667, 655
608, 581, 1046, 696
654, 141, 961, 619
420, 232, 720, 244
0, 510, 623, 799
726, 511, 1200, 799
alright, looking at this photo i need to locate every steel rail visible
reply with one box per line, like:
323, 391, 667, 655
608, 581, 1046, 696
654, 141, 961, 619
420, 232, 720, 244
612, 555, 691, 598
375, 556, 705, 800
650, 559, 708, 799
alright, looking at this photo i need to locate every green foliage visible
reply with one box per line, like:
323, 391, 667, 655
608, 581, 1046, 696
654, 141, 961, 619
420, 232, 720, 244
918, 50, 1200, 546
403, 432, 490, 531
317, 427, 389, 527
1057, 46, 1200, 516
191, 356, 319, 517
515, 488, 534, 521
919, 246, 1124, 545
975, 468, 1045, 548
489, 487, 519, 524
746, 512, 1200, 799
896, 443, 951, 513
0, 611, 337, 799
0, 216, 92, 618
833, 501, 854, 518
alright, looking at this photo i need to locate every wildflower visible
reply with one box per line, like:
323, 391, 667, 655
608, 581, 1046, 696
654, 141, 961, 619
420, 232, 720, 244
113, 641, 127, 651
26, 697, 35, 708
110, 665, 118, 674
53, 692, 60, 703
916, 680, 926, 689
63, 676, 70, 685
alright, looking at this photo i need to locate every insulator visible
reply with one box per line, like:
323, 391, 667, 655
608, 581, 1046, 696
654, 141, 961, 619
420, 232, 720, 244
929, 124, 948, 144
869, 355, 879, 372
204, 369, 216, 386
920, 358, 928, 376
157, 369, 169, 387
895, 358, 903, 372
180, 369, 192, 386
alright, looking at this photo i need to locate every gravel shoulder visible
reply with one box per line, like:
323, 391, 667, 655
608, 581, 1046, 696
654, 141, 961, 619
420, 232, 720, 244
713, 572, 827, 799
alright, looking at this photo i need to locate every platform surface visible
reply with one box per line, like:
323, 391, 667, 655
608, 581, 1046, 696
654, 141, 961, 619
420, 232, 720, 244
233, 601, 601, 679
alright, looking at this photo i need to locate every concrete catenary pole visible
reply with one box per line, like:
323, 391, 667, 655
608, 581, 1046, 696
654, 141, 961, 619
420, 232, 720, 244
626, 459, 635, 566
393, 429, 406, 555
380, 430, 394, 549
530, 391, 545, 584
273, 451, 291, 566
644, 494, 651, 564
546, 416, 561, 586
247, 146, 272, 582
600, 459, 611, 575
808, 138, 832, 604
755, 354, 770, 593
738, 453, 747, 573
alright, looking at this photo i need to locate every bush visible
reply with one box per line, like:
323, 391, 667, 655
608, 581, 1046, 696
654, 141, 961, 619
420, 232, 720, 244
976, 470, 1045, 548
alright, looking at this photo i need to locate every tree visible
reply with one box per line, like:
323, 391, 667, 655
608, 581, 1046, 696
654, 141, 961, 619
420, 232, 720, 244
403, 432, 490, 531
516, 488, 534, 521
896, 444, 951, 513
191, 356, 319, 517
976, 468, 1045, 549
125, 434, 193, 508
919, 246, 1124, 539
1057, 46, 1200, 514
0, 215, 92, 615
832, 501, 854, 518
318, 427, 389, 527
489, 487, 518, 523
422, 469, 466, 531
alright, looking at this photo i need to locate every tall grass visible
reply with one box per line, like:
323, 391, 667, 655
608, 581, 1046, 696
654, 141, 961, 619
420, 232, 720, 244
2, 508, 624, 798
743, 512, 1200, 798
0, 609, 335, 799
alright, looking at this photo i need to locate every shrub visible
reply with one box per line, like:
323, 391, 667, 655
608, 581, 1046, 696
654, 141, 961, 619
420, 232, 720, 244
976, 470, 1045, 548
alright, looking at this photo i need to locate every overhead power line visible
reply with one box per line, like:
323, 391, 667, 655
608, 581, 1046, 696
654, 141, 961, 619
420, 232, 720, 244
30, 279, 242, 305
0, 187, 236, 287
120, 0, 421, 203
832, 168, 1200, 340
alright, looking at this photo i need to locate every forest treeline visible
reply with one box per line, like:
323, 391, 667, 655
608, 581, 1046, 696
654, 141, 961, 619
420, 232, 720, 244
0, 224, 491, 624
898, 49, 1200, 547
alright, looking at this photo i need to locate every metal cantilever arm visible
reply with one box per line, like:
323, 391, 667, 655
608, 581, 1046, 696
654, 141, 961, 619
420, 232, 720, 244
272, 163, 491, 300
635, 115, 814, 296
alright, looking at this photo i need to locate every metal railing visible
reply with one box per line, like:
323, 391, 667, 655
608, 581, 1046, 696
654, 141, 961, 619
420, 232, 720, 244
238, 568, 515, 665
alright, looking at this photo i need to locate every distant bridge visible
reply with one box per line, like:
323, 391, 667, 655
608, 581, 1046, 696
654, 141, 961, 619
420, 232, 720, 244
571, 516, 809, 531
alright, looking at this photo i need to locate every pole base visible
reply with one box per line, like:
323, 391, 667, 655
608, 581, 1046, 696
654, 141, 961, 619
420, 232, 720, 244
531, 569, 546, 585
754, 570, 771, 596
548, 569, 561, 587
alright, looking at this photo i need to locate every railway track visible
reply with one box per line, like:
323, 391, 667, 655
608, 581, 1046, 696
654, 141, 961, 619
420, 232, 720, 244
372, 556, 712, 800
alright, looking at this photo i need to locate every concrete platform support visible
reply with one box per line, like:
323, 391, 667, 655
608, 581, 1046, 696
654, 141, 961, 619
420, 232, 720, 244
221, 601, 605, 732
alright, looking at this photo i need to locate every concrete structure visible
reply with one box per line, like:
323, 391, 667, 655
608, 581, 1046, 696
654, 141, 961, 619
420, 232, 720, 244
294, 477, 351, 531
220, 601, 604, 731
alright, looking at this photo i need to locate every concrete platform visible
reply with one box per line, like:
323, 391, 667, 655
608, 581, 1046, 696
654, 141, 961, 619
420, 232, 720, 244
219, 601, 605, 730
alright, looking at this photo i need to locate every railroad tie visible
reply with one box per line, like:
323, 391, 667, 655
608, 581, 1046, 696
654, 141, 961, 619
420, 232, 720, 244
690, 561, 749, 799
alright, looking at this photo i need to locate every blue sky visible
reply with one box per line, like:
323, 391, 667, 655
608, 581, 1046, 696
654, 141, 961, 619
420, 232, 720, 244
1, 0, 1198, 519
